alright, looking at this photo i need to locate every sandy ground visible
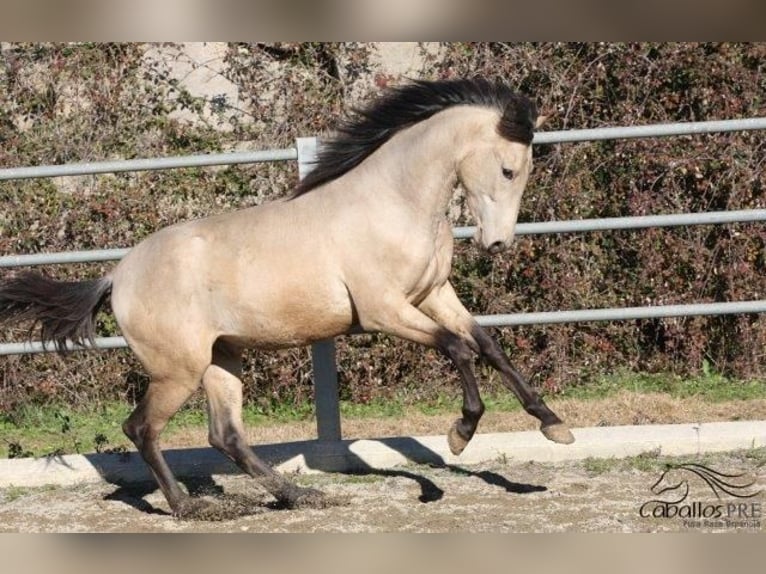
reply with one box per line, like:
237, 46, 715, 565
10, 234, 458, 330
1, 393, 763, 532
0, 449, 762, 533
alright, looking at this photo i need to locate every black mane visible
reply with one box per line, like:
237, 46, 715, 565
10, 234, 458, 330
292, 78, 538, 197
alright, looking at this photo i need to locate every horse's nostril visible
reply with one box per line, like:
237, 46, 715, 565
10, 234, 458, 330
487, 241, 506, 254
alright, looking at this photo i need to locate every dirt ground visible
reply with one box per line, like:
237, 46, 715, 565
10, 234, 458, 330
1, 393, 764, 533
1, 449, 763, 533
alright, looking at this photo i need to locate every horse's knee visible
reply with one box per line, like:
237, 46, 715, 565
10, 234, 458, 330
121, 419, 137, 443
452, 339, 474, 363
436, 331, 474, 365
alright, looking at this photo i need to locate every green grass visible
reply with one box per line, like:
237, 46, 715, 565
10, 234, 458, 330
1, 484, 60, 503
339, 397, 407, 419
559, 368, 766, 403
583, 449, 665, 476
2, 370, 764, 458
1, 402, 132, 458
581, 447, 766, 476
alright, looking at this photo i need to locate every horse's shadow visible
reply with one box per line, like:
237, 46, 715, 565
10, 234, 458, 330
96, 437, 547, 517
104, 480, 173, 516
344, 464, 547, 504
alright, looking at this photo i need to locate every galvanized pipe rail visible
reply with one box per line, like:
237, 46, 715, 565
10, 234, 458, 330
532, 116, 766, 144
2, 118, 766, 442
5, 299, 766, 356
2, 117, 764, 182
4, 209, 766, 269
0, 149, 298, 181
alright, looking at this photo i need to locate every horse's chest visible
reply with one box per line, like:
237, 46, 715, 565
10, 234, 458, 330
407, 220, 454, 302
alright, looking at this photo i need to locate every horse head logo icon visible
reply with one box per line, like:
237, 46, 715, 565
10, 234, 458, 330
651, 463, 761, 502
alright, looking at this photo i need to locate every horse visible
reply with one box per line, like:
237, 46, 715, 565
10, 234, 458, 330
0, 78, 574, 518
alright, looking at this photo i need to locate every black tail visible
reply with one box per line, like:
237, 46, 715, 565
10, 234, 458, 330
0, 270, 113, 352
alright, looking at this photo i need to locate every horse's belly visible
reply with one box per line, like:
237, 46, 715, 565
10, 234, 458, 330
215, 282, 355, 350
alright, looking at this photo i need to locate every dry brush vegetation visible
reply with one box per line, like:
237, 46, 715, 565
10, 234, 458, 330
0, 42, 764, 415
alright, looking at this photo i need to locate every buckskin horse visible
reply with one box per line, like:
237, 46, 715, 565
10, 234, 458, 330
0, 78, 574, 518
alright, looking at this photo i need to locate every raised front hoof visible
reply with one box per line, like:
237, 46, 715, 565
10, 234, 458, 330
172, 497, 225, 521
447, 420, 471, 456
540, 422, 575, 444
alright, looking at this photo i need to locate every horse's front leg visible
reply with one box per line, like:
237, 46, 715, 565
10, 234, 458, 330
432, 329, 486, 456
419, 282, 575, 450
358, 295, 485, 455
469, 325, 574, 444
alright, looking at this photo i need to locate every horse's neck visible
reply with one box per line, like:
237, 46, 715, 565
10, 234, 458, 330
359, 106, 495, 219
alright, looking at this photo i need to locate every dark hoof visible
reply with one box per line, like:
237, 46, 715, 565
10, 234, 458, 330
541, 422, 575, 444
447, 420, 470, 456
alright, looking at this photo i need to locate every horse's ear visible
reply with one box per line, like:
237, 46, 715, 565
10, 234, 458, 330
535, 114, 551, 129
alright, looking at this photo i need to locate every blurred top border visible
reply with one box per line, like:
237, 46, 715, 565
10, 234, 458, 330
0, 0, 765, 42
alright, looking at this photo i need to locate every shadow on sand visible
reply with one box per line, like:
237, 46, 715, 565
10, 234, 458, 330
82, 436, 546, 517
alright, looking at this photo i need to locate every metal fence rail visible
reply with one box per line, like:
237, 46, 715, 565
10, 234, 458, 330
5, 299, 766, 357
2, 117, 764, 182
476, 300, 766, 327
4, 208, 766, 269
2, 117, 766, 441
0, 149, 298, 181
532, 117, 766, 144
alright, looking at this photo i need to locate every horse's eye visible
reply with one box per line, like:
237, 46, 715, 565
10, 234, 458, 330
501, 167, 514, 180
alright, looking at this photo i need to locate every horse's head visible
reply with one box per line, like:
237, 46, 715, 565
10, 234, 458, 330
458, 99, 547, 254
651, 466, 690, 498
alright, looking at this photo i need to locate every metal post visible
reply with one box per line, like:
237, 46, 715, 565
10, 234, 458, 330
297, 136, 343, 441
310, 339, 342, 441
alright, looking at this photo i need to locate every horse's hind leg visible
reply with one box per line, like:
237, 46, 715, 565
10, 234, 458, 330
202, 342, 325, 508
122, 374, 212, 518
